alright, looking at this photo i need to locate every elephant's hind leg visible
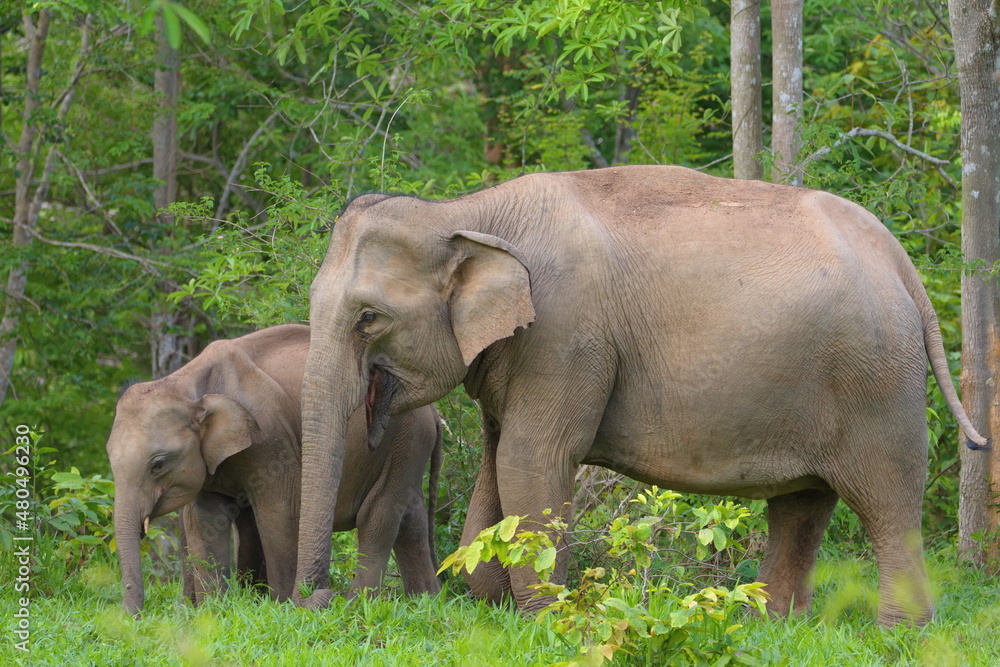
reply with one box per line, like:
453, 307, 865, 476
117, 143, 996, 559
235, 505, 267, 595
181, 492, 236, 605
758, 488, 839, 617
834, 464, 933, 625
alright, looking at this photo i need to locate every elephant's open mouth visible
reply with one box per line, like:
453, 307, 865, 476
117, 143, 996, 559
365, 366, 378, 430
364, 366, 399, 449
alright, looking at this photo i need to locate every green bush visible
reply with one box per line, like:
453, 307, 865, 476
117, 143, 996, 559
441, 488, 774, 666
2, 431, 117, 569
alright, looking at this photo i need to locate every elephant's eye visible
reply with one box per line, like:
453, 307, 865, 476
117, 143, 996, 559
355, 310, 377, 334
150, 458, 165, 476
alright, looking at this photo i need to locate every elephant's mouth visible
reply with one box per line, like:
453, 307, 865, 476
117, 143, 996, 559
364, 365, 399, 450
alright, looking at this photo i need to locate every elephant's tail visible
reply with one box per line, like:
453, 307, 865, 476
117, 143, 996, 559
427, 409, 443, 570
905, 268, 991, 451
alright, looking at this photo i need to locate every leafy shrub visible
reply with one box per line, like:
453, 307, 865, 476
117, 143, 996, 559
570, 475, 767, 590
0, 430, 177, 578
440, 488, 774, 666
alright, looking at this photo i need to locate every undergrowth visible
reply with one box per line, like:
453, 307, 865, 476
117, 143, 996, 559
3, 434, 999, 665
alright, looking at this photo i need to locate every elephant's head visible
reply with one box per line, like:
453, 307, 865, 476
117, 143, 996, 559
293, 194, 535, 607
106, 382, 259, 616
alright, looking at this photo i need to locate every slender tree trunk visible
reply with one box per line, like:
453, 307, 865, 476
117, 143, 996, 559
771, 0, 803, 185
151, 15, 185, 379
1, 11, 62, 408
731, 0, 764, 180
0, 11, 50, 406
951, 0, 1000, 564
612, 83, 641, 165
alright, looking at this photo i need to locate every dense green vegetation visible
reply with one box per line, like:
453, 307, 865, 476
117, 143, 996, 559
7, 553, 994, 666
2, 0, 997, 663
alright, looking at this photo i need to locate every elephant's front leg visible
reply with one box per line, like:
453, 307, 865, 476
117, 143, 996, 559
492, 367, 611, 612
459, 415, 512, 602
181, 492, 236, 605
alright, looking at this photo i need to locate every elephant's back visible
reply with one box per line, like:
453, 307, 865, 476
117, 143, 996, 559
233, 324, 311, 402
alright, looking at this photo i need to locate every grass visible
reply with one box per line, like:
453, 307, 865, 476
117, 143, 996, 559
3, 545, 1000, 666
745, 552, 1000, 666
4, 552, 568, 666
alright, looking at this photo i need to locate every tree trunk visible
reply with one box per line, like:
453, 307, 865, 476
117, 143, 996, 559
731, 0, 764, 180
612, 83, 641, 165
951, 0, 1000, 564
0, 10, 50, 408
151, 14, 184, 380
153, 15, 178, 226
771, 0, 803, 185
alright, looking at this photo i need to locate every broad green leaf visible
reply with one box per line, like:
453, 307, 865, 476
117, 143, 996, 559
713, 526, 728, 551
170, 2, 211, 44
534, 546, 557, 573
293, 35, 307, 64
161, 3, 181, 49
498, 515, 519, 541
464, 539, 484, 574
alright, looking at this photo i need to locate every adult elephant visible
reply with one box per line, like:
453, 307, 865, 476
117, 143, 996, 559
291, 166, 989, 625
107, 324, 442, 617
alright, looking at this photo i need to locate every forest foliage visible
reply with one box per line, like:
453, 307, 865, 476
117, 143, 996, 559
0, 0, 993, 661
1, 0, 972, 528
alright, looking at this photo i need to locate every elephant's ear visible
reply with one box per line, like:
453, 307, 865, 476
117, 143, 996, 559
196, 394, 260, 475
448, 230, 535, 366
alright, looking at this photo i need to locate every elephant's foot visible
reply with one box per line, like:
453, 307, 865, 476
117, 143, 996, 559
122, 600, 142, 621
518, 592, 556, 615
877, 602, 934, 628
755, 584, 812, 619
876, 571, 934, 627
463, 556, 513, 604
292, 587, 335, 610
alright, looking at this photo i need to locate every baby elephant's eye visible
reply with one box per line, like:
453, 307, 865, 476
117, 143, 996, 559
150, 458, 165, 475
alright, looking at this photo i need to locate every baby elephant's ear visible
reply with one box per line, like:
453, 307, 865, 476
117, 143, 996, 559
196, 394, 259, 475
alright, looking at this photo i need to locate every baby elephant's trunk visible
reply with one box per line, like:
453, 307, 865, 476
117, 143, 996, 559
114, 503, 145, 617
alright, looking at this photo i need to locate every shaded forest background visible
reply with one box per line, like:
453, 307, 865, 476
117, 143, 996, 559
1, 0, 995, 561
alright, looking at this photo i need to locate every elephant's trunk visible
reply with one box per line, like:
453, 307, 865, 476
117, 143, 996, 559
292, 332, 362, 609
114, 502, 146, 618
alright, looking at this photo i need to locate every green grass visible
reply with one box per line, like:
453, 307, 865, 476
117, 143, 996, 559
3, 548, 999, 665
4, 556, 568, 666
744, 552, 1000, 667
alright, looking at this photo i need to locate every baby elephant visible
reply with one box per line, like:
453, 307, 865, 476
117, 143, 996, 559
106, 324, 442, 616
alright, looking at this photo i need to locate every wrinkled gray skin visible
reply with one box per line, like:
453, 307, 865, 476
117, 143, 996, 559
107, 324, 442, 617
292, 166, 989, 625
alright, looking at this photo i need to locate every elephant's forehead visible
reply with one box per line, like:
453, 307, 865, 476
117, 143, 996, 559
331, 225, 441, 283
336, 198, 441, 257
112, 388, 193, 440
342, 257, 438, 309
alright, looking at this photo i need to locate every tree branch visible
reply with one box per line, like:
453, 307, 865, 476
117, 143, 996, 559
181, 151, 262, 216
85, 158, 156, 177
21, 225, 175, 273
54, 148, 125, 237
805, 127, 957, 187
214, 111, 279, 221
